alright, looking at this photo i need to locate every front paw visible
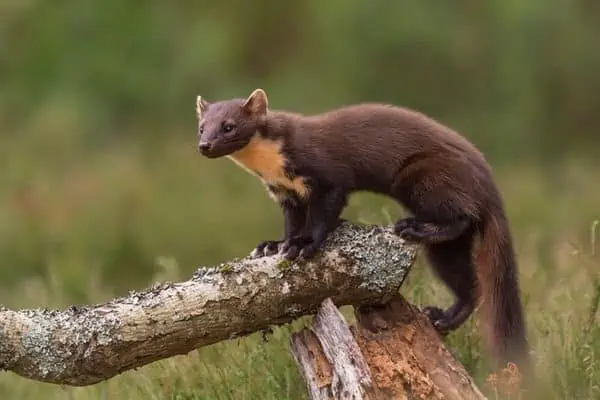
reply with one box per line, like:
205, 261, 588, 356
283, 238, 324, 260
250, 240, 282, 258
299, 242, 322, 259
281, 236, 313, 260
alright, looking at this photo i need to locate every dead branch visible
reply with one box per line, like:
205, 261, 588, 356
0, 222, 417, 386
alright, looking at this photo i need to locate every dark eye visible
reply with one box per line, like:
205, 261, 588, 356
199, 126, 204, 134
223, 123, 236, 133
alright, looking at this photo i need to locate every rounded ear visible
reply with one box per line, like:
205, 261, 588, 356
242, 88, 268, 116
196, 95, 209, 118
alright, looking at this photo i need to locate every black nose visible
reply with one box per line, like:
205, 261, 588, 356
198, 142, 211, 153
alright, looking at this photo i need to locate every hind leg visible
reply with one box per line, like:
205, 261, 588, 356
394, 217, 470, 244
422, 233, 479, 334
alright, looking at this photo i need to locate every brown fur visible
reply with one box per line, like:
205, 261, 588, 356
195, 89, 530, 372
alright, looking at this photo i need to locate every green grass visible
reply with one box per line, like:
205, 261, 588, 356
0, 134, 599, 399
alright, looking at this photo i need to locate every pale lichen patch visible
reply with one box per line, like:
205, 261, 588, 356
281, 281, 291, 295
13, 306, 122, 382
326, 222, 417, 293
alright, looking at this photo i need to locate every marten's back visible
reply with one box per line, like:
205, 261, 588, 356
278, 103, 491, 194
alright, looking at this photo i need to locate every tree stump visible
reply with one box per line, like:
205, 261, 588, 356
290, 297, 487, 400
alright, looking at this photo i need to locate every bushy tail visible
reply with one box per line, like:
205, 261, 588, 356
476, 210, 530, 372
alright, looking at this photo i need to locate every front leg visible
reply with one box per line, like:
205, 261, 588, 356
251, 199, 307, 257
283, 187, 348, 260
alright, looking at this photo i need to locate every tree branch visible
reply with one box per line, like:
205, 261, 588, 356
0, 222, 418, 386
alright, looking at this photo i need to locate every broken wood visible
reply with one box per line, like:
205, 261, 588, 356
291, 296, 487, 400
0, 222, 417, 386
291, 298, 376, 399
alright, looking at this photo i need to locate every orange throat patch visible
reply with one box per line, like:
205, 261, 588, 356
226, 134, 309, 200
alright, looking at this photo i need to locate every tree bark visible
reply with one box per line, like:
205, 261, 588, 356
291, 296, 487, 400
0, 222, 417, 386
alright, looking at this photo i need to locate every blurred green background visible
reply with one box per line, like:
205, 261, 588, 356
1, 1, 599, 399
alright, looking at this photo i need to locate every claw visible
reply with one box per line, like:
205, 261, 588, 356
281, 235, 314, 260
283, 245, 301, 260
394, 217, 423, 242
251, 240, 283, 258
422, 306, 451, 336
299, 243, 320, 259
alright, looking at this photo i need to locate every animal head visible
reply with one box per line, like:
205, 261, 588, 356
195, 88, 269, 158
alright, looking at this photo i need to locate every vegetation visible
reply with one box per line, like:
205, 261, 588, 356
0, 1, 599, 398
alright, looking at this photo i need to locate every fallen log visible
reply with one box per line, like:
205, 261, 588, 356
0, 222, 417, 386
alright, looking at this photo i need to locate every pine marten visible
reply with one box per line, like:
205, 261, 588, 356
195, 88, 530, 371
